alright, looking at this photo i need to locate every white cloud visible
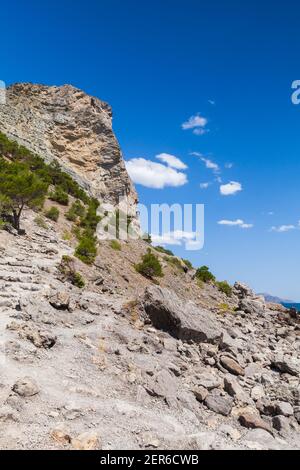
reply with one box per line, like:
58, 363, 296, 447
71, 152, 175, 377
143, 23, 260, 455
220, 181, 242, 196
182, 114, 208, 135
225, 162, 233, 169
156, 153, 187, 170
271, 225, 296, 233
152, 230, 199, 246
200, 182, 210, 189
125, 158, 187, 189
191, 152, 220, 173
208, 100, 215, 105
218, 219, 253, 229
201, 157, 220, 173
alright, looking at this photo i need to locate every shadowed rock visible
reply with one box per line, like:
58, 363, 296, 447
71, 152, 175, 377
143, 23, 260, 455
144, 286, 223, 344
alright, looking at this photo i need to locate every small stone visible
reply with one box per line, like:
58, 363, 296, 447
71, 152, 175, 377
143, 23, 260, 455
12, 377, 39, 397
251, 385, 265, 401
205, 393, 233, 416
272, 416, 291, 435
196, 371, 222, 390
72, 431, 101, 450
49, 291, 70, 310
220, 356, 245, 376
239, 409, 272, 433
224, 375, 250, 403
275, 402, 294, 417
193, 386, 209, 403
51, 424, 71, 445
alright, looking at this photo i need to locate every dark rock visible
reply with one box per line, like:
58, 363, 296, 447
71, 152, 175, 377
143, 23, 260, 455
204, 393, 233, 416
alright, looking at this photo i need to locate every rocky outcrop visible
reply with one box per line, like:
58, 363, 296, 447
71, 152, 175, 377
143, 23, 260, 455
0, 83, 138, 219
143, 285, 223, 344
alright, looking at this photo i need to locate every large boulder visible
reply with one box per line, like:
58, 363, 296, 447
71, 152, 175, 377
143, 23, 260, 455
144, 286, 222, 344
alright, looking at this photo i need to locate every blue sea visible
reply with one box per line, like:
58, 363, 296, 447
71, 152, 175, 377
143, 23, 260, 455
282, 303, 300, 312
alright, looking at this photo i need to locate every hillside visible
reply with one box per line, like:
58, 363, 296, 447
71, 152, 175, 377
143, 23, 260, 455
0, 85, 299, 450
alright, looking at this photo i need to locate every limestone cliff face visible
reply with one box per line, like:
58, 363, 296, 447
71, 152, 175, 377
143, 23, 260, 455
0, 83, 138, 218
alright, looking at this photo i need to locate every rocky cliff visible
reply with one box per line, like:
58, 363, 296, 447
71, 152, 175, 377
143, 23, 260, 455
0, 83, 138, 218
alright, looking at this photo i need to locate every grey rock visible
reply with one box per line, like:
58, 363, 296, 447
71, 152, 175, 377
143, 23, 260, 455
205, 393, 233, 416
271, 357, 300, 377
224, 375, 250, 403
196, 371, 223, 390
239, 299, 265, 315
12, 377, 39, 397
276, 402, 294, 417
49, 291, 70, 310
144, 286, 222, 344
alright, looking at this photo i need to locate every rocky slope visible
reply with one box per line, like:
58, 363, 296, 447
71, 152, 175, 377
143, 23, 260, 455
0, 83, 138, 219
0, 210, 299, 450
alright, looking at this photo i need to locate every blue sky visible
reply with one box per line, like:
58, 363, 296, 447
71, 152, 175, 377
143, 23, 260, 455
1, 0, 300, 299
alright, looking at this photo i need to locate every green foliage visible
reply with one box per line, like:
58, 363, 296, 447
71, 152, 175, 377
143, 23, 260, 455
58, 255, 85, 288
135, 249, 163, 279
0, 132, 90, 204
75, 230, 98, 265
195, 265, 216, 284
165, 256, 184, 271
0, 159, 48, 231
34, 216, 49, 230
80, 198, 101, 231
218, 303, 231, 312
45, 206, 59, 222
65, 200, 86, 222
49, 186, 69, 206
110, 240, 121, 251
62, 231, 72, 241
154, 246, 174, 256
182, 259, 193, 270
216, 281, 233, 297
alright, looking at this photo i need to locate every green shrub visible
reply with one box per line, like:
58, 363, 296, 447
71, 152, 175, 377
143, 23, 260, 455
66, 200, 85, 221
72, 272, 85, 288
62, 231, 72, 241
165, 256, 184, 271
195, 266, 216, 283
154, 246, 174, 256
34, 216, 48, 230
110, 240, 121, 251
49, 186, 69, 206
217, 281, 232, 297
182, 259, 193, 270
45, 206, 59, 222
80, 199, 101, 231
58, 256, 85, 288
135, 249, 163, 279
75, 231, 97, 265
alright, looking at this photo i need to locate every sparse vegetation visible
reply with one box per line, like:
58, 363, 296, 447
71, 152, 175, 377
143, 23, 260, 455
62, 231, 72, 241
165, 256, 184, 272
75, 230, 98, 265
45, 206, 59, 222
154, 246, 174, 256
49, 186, 69, 206
0, 160, 48, 232
65, 199, 85, 222
135, 249, 163, 279
195, 265, 216, 284
110, 240, 121, 251
58, 255, 85, 288
182, 259, 193, 270
216, 280, 233, 297
34, 215, 49, 230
